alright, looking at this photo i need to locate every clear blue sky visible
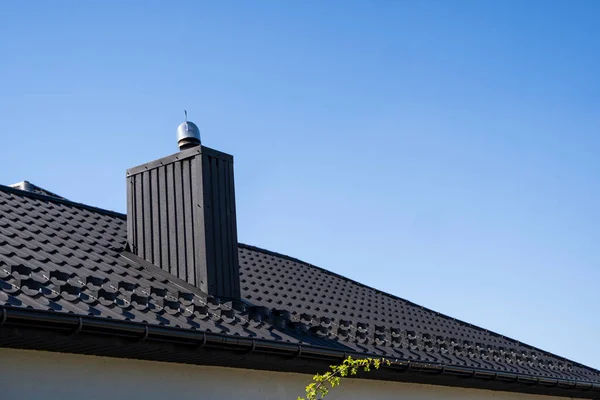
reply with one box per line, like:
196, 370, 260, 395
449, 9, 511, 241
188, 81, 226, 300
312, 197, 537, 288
1, 1, 599, 369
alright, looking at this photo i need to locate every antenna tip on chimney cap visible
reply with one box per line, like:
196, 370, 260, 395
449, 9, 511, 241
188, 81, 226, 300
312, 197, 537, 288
177, 121, 201, 150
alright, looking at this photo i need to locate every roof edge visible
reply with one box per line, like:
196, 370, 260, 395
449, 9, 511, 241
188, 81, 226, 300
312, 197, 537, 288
0, 306, 598, 398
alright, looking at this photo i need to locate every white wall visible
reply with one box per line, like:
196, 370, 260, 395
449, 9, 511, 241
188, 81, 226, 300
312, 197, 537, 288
0, 348, 580, 400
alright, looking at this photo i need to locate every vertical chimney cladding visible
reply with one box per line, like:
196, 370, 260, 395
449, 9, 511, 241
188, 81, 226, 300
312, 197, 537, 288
126, 124, 240, 299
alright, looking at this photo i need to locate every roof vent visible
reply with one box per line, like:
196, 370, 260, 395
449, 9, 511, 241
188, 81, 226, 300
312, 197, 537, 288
176, 110, 201, 150
9, 181, 65, 200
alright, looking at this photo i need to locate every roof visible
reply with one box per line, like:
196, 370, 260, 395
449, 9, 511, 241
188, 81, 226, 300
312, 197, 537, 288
0, 183, 599, 398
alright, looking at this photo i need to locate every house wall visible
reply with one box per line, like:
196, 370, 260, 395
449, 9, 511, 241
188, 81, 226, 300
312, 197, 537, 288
0, 348, 580, 400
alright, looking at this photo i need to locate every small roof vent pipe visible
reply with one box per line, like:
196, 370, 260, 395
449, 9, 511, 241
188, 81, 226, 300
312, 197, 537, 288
176, 110, 201, 150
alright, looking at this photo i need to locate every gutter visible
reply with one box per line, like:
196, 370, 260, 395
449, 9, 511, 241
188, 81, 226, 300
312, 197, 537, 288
0, 307, 598, 398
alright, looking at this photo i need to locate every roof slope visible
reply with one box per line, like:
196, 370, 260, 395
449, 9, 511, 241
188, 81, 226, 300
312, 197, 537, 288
0, 184, 598, 387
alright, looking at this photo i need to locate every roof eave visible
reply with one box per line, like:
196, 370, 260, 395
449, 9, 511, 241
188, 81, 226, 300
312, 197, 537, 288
0, 306, 597, 399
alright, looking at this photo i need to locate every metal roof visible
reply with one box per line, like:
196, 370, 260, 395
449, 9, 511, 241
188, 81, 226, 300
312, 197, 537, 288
0, 183, 599, 398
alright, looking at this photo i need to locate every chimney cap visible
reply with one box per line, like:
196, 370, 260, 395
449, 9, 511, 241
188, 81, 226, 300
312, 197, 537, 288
177, 121, 201, 150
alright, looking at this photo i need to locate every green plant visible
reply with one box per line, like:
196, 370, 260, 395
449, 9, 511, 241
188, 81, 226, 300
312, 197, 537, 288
298, 356, 390, 400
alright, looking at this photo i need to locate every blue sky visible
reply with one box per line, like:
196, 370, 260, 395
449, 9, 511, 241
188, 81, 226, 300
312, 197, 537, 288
1, 1, 599, 368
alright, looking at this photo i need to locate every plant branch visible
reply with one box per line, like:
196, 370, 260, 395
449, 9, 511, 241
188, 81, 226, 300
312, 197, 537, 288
298, 356, 391, 400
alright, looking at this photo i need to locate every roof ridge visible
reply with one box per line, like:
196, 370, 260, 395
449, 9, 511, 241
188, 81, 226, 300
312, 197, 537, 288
9, 180, 66, 199
0, 184, 126, 220
239, 243, 600, 374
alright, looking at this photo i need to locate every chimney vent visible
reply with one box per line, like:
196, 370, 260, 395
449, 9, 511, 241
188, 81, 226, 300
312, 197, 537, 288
176, 120, 201, 150
126, 118, 240, 299
176, 110, 201, 150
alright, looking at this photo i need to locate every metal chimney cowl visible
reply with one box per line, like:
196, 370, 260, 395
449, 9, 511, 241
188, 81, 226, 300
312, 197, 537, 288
176, 121, 201, 150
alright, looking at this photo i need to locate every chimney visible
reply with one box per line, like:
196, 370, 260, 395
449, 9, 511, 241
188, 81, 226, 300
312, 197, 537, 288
126, 119, 240, 299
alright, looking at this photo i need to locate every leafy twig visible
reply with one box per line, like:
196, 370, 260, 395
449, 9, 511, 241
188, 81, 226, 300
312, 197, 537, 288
298, 357, 390, 400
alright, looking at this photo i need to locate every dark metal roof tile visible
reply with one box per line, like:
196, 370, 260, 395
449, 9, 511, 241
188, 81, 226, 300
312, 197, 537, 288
0, 186, 599, 384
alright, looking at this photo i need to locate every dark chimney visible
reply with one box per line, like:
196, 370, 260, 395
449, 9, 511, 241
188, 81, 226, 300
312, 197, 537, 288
126, 120, 240, 299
